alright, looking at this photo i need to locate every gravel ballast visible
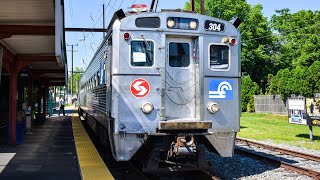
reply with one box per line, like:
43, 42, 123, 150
206, 138, 320, 179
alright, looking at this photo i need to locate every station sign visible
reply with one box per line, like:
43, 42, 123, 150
287, 97, 320, 127
287, 98, 307, 125
306, 98, 320, 127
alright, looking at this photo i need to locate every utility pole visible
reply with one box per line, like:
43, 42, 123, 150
67, 44, 78, 102
190, 0, 195, 12
200, 0, 205, 14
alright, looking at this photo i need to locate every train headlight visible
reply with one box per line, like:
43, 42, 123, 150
141, 102, 154, 114
207, 102, 220, 114
167, 19, 175, 28
189, 21, 197, 29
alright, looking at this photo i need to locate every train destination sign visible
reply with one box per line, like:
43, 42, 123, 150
204, 20, 225, 32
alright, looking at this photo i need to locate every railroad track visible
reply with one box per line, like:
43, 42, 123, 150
146, 170, 220, 180
237, 138, 320, 162
80, 119, 149, 179
236, 138, 320, 179
82, 119, 219, 179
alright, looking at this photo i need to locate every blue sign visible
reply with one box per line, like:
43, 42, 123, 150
209, 80, 233, 100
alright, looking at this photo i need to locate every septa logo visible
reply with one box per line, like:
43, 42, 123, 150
130, 78, 150, 98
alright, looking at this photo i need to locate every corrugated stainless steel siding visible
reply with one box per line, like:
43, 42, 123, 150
80, 39, 108, 85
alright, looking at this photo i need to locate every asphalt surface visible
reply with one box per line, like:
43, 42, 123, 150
0, 109, 81, 180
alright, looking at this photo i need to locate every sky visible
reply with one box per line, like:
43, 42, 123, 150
64, 0, 320, 72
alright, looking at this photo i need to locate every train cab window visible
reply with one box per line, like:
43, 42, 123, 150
209, 45, 229, 70
169, 42, 190, 67
131, 40, 154, 67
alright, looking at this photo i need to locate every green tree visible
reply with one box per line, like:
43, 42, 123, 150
241, 75, 260, 112
308, 61, 320, 94
268, 66, 312, 98
290, 66, 311, 97
277, 68, 291, 98
184, 0, 277, 84
68, 67, 84, 95
184, 0, 250, 21
271, 9, 320, 68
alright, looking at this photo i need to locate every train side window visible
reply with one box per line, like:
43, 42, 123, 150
94, 75, 98, 87
169, 42, 190, 67
131, 40, 154, 67
209, 45, 229, 70
96, 72, 100, 86
99, 65, 105, 85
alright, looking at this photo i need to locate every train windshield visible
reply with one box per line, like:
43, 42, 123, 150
209, 45, 229, 69
169, 42, 190, 67
131, 40, 154, 67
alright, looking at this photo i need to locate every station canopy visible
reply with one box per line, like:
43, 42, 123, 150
0, 0, 67, 85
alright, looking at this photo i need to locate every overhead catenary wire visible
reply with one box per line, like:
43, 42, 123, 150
80, 0, 128, 68
80, 0, 115, 64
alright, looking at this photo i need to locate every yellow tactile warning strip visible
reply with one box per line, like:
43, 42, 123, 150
71, 110, 114, 180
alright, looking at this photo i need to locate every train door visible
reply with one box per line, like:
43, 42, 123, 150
165, 37, 197, 120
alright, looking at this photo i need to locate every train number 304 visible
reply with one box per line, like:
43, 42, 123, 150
208, 23, 221, 31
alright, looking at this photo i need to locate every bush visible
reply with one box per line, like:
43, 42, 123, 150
267, 62, 320, 98
241, 75, 260, 112
246, 98, 255, 112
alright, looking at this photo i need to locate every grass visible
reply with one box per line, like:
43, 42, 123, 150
238, 113, 320, 150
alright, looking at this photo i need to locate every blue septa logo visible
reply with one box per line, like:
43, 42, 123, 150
209, 80, 233, 100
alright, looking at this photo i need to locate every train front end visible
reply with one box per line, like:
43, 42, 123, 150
110, 8, 241, 170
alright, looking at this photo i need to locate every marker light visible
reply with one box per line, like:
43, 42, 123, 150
189, 21, 197, 29
141, 102, 154, 114
207, 102, 220, 114
230, 38, 237, 45
167, 19, 175, 28
124, 32, 130, 40
222, 38, 229, 43
223, 38, 237, 45
130, 4, 148, 13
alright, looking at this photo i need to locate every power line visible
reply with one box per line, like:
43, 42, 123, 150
117, 0, 125, 9
80, 0, 125, 55
67, 44, 78, 97
82, 0, 116, 42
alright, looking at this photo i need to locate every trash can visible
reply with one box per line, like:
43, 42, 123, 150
16, 121, 25, 144
6, 121, 26, 145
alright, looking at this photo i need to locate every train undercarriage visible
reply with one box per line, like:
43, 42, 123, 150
132, 135, 210, 173
79, 109, 218, 173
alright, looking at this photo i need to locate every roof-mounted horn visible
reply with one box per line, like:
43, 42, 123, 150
229, 17, 242, 29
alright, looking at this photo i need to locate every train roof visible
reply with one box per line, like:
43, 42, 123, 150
80, 9, 241, 83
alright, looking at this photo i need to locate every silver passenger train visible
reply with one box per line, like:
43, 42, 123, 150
79, 5, 241, 171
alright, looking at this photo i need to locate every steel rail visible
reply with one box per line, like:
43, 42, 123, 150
235, 147, 320, 179
237, 137, 320, 163
201, 170, 220, 180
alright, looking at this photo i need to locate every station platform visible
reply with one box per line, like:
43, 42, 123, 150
0, 106, 113, 180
